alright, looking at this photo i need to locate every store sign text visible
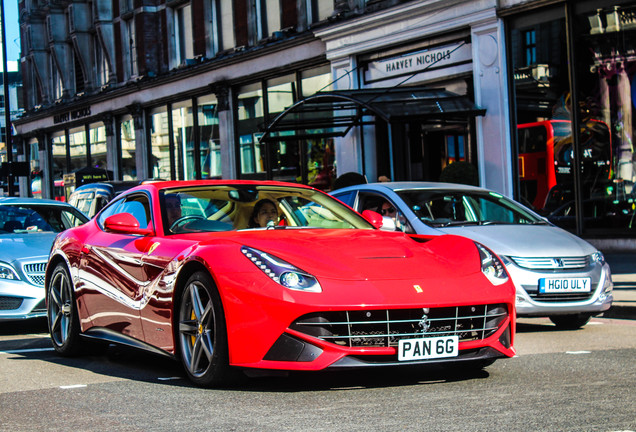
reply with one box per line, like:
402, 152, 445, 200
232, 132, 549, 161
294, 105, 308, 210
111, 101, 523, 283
365, 43, 472, 83
54, 107, 92, 124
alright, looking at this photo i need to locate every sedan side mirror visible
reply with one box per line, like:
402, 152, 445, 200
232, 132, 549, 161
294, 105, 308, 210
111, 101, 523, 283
104, 213, 154, 236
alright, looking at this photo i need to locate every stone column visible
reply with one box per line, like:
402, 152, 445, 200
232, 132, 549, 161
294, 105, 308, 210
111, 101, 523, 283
214, 84, 237, 179
471, 18, 513, 197
128, 103, 148, 179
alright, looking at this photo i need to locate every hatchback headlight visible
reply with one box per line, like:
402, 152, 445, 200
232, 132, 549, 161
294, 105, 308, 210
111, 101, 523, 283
476, 243, 508, 286
241, 246, 322, 293
0, 263, 20, 281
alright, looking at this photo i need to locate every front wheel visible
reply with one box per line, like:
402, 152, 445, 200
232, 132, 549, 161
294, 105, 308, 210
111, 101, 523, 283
549, 313, 593, 330
47, 263, 81, 356
177, 271, 237, 387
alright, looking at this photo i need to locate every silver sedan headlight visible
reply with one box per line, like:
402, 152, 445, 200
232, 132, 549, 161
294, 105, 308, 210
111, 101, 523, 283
591, 251, 605, 265
0, 262, 20, 281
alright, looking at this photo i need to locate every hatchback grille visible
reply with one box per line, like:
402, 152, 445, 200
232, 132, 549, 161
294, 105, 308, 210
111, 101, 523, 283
290, 304, 508, 348
22, 262, 47, 287
527, 291, 595, 302
0, 296, 23, 310
510, 256, 589, 270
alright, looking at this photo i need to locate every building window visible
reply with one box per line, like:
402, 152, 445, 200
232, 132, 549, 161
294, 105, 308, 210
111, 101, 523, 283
94, 36, 110, 87
120, 116, 137, 180
198, 94, 221, 178
50, 55, 64, 101
51, 133, 68, 182
150, 107, 171, 180
89, 124, 107, 171
173, 4, 194, 66
123, 17, 138, 79
172, 100, 194, 179
236, 66, 336, 188
523, 29, 537, 66
205, 0, 222, 55
69, 127, 88, 171
237, 83, 265, 175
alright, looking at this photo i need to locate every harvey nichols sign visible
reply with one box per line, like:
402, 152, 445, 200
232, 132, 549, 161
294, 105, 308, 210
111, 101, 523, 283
365, 42, 472, 83
54, 106, 92, 124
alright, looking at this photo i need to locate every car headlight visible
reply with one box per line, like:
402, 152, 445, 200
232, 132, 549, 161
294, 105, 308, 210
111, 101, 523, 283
0, 263, 20, 281
475, 243, 508, 286
241, 246, 322, 293
591, 251, 605, 265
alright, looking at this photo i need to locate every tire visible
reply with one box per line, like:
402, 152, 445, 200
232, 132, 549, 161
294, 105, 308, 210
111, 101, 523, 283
549, 313, 593, 330
177, 271, 237, 387
47, 263, 82, 356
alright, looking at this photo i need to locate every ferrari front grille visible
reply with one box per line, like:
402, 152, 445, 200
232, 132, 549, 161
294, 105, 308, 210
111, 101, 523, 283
22, 262, 47, 287
290, 304, 508, 348
509, 256, 588, 270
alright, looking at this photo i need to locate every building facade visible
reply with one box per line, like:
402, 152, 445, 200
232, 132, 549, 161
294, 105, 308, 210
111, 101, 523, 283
12, 0, 636, 246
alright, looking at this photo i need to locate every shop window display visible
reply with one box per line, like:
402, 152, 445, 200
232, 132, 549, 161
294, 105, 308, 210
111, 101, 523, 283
510, 3, 636, 235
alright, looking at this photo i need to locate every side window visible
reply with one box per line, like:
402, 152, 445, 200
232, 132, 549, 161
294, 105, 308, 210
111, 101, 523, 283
332, 191, 357, 207
97, 194, 151, 229
358, 192, 414, 234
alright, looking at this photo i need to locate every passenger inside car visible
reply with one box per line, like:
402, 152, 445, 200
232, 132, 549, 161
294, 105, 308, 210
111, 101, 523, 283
248, 199, 279, 228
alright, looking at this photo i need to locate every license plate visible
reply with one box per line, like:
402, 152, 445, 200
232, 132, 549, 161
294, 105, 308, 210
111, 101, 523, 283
398, 336, 459, 361
538, 277, 592, 294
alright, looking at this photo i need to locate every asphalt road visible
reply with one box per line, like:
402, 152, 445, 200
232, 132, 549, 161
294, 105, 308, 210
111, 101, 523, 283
1, 317, 635, 432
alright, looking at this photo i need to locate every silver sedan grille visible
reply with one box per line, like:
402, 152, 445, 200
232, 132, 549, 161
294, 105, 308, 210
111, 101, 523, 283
509, 256, 589, 270
22, 262, 47, 287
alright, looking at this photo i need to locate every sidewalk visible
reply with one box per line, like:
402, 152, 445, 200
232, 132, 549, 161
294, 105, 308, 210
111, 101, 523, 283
602, 253, 636, 320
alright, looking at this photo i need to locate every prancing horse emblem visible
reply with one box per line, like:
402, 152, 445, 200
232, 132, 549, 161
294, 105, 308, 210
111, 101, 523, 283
418, 309, 430, 333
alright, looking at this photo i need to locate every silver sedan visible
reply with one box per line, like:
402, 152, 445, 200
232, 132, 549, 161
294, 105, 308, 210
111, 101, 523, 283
332, 182, 613, 329
0, 197, 88, 321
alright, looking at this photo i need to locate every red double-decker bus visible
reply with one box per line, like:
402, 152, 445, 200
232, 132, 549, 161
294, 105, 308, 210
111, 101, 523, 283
517, 119, 612, 210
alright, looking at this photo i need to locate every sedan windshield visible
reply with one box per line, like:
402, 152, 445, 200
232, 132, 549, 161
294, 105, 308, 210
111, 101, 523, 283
161, 185, 375, 234
0, 204, 88, 234
396, 189, 545, 227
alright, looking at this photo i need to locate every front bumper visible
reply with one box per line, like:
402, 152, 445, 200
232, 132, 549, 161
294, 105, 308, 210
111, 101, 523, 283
508, 261, 613, 317
0, 281, 46, 321
217, 271, 517, 371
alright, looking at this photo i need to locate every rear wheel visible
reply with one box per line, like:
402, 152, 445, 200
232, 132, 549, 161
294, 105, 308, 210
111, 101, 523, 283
177, 271, 236, 387
47, 263, 81, 356
549, 313, 593, 330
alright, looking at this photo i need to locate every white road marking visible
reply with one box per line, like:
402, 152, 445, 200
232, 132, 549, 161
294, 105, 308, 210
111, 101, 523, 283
566, 350, 591, 354
60, 384, 87, 389
1, 347, 55, 354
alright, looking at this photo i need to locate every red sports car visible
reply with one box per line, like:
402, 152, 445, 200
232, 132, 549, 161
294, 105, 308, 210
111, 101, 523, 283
45, 180, 516, 387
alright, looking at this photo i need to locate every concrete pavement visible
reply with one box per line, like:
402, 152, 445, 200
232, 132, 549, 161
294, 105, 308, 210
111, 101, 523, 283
602, 253, 636, 320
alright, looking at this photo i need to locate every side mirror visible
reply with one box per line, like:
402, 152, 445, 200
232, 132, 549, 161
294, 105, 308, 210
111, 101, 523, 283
361, 209, 384, 229
104, 213, 154, 236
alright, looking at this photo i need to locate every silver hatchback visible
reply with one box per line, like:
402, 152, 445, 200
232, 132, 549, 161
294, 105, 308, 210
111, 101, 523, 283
332, 182, 613, 329
0, 198, 88, 321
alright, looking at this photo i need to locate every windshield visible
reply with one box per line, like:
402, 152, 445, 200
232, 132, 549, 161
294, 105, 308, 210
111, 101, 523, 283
161, 185, 375, 234
396, 189, 545, 227
0, 204, 88, 234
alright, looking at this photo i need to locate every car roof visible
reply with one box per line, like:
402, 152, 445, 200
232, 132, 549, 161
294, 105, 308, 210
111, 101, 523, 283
129, 179, 318, 194
0, 197, 77, 207
333, 181, 489, 193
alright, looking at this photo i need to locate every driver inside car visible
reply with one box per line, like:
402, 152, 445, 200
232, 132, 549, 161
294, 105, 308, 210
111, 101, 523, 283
165, 194, 182, 230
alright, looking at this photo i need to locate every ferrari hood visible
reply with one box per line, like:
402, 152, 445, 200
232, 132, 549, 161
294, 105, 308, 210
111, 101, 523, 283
440, 224, 597, 257
232, 229, 479, 281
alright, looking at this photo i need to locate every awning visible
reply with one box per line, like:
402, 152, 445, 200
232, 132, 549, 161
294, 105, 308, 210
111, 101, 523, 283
260, 86, 486, 142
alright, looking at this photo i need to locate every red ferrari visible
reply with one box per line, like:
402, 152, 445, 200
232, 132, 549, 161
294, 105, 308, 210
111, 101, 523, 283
45, 180, 516, 387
